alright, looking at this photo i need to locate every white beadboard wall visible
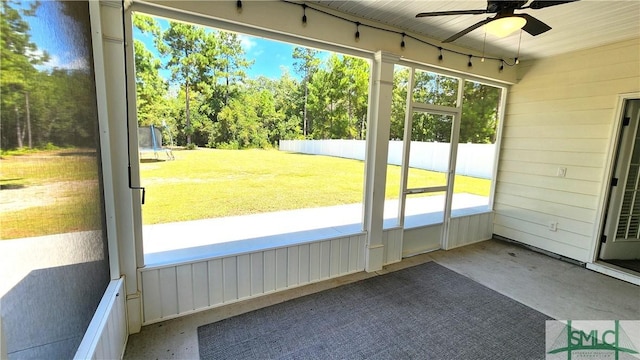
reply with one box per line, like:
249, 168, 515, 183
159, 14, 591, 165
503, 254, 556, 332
494, 38, 640, 263
140, 231, 402, 324
139, 211, 492, 324
447, 212, 494, 250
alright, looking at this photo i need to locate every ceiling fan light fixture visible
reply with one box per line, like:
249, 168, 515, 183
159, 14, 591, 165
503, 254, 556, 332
484, 16, 527, 37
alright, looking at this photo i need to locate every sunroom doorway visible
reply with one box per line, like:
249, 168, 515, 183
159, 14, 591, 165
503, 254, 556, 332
599, 97, 640, 275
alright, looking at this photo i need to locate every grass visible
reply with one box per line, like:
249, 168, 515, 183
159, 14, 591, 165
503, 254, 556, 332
0, 148, 490, 239
139, 148, 490, 225
0, 149, 103, 239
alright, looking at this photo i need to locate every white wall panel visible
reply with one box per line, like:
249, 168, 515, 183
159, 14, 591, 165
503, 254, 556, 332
403, 225, 442, 257
320, 241, 331, 279
275, 248, 288, 290
382, 229, 402, 264
159, 268, 178, 318
207, 259, 223, 305
309, 243, 321, 282
299, 244, 310, 284
340, 238, 350, 274
237, 254, 251, 299
330, 239, 341, 277
222, 257, 238, 302
141, 270, 161, 322
176, 265, 193, 314
192, 262, 209, 309
495, 37, 640, 262
250, 253, 264, 296
140, 235, 368, 324
263, 250, 276, 293
287, 247, 300, 287
139, 221, 489, 324
447, 213, 494, 250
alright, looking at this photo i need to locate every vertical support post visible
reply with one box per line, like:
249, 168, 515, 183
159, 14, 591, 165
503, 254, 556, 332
93, 1, 142, 334
363, 51, 398, 272
397, 68, 415, 228
441, 80, 463, 250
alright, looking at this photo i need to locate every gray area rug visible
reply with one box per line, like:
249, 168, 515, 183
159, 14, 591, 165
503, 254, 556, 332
198, 261, 551, 359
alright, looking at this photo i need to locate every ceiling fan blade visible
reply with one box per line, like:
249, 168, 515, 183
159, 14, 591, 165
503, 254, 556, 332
527, 0, 578, 10
416, 9, 487, 18
442, 18, 493, 43
516, 13, 552, 36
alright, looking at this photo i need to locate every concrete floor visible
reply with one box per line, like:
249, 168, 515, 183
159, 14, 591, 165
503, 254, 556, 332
123, 238, 640, 359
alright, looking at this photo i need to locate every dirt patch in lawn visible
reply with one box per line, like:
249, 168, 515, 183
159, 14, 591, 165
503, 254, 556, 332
0, 180, 97, 213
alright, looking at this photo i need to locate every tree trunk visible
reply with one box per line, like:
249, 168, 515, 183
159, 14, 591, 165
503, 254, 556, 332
185, 78, 191, 145
303, 81, 308, 137
25, 91, 32, 148
225, 60, 229, 106
15, 105, 23, 148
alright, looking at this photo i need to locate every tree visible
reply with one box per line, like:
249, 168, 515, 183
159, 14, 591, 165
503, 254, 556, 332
305, 54, 369, 140
133, 40, 168, 126
0, 0, 48, 148
342, 56, 369, 139
292, 47, 320, 137
461, 81, 501, 143
390, 67, 409, 140
215, 31, 253, 106
159, 22, 214, 146
132, 14, 168, 127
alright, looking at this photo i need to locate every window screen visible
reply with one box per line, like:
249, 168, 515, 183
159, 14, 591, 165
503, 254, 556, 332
0, 1, 110, 358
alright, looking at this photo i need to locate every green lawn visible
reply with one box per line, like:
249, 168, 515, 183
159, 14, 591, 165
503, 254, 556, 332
0, 149, 103, 239
0, 148, 490, 239
139, 148, 490, 225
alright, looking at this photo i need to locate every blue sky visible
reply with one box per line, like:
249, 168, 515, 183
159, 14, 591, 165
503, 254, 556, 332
22, 2, 330, 81
25, 1, 90, 71
134, 15, 330, 82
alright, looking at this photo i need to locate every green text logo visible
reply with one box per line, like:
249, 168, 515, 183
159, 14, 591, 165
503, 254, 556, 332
546, 320, 640, 360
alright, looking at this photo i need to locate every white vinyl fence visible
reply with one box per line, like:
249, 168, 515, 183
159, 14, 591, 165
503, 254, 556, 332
280, 140, 495, 179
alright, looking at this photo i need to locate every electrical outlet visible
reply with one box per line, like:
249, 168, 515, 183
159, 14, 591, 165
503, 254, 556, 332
557, 167, 567, 177
549, 221, 558, 231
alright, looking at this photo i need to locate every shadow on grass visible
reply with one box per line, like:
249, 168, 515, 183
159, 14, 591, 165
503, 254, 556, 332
0, 183, 26, 190
140, 158, 168, 163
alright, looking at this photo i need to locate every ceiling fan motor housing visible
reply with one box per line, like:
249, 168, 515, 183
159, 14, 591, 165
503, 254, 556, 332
487, 1, 528, 13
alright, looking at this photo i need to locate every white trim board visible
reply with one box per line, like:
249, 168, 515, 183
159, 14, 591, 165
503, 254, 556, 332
586, 262, 640, 286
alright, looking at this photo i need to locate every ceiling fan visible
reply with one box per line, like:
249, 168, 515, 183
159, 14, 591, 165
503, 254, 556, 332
416, 1, 578, 43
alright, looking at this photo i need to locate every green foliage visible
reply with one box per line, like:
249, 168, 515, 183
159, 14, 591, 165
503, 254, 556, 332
307, 54, 370, 139
461, 81, 501, 143
130, 14, 499, 150
1, 1, 98, 151
390, 67, 500, 144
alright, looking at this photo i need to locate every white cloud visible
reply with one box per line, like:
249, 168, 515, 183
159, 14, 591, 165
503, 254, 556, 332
238, 35, 257, 52
32, 51, 89, 71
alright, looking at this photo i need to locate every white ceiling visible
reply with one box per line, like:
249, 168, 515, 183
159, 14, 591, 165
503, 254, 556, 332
306, 1, 640, 61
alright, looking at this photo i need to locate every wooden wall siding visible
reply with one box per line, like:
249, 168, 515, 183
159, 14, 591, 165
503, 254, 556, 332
140, 234, 386, 324
447, 213, 494, 250
494, 38, 640, 263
